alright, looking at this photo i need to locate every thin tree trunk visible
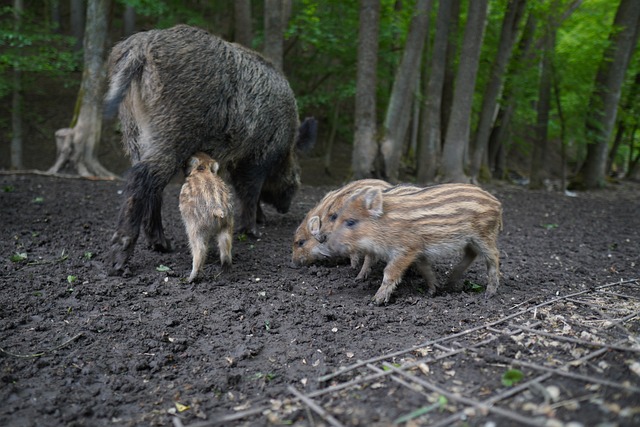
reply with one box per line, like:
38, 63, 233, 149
50, 0, 114, 178
71, 0, 85, 51
264, 0, 285, 71
352, 0, 381, 179
488, 12, 537, 175
123, 5, 135, 36
416, 0, 452, 184
529, 22, 555, 190
380, 0, 432, 182
579, 0, 640, 189
440, 0, 461, 145
234, 0, 253, 47
11, 0, 24, 170
607, 70, 640, 174
470, 0, 526, 181
440, 0, 489, 183
324, 100, 341, 176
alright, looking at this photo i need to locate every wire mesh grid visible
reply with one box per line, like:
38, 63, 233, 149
177, 278, 640, 427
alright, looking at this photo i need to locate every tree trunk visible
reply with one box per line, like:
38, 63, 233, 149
529, 23, 555, 190
11, 0, 24, 170
440, 0, 461, 145
608, 70, 640, 174
51, 0, 61, 32
71, 0, 85, 51
579, 0, 640, 189
49, 0, 114, 178
264, 0, 285, 71
440, 0, 489, 183
416, 0, 452, 184
123, 5, 136, 36
488, 12, 537, 175
470, 0, 526, 181
352, 0, 381, 179
380, 0, 432, 182
234, 0, 253, 47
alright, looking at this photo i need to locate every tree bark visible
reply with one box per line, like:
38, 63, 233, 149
470, 0, 526, 181
264, 0, 285, 71
11, 0, 24, 170
529, 22, 555, 190
608, 70, 640, 174
234, 0, 253, 48
123, 4, 135, 37
440, 0, 489, 183
71, 0, 85, 51
352, 0, 381, 179
416, 0, 452, 184
440, 0, 461, 145
49, 0, 114, 178
380, 0, 432, 182
579, 0, 640, 189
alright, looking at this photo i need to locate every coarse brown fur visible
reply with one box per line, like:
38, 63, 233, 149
327, 183, 503, 304
104, 25, 316, 275
179, 152, 234, 283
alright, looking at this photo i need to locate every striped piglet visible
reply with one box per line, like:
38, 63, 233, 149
326, 183, 503, 304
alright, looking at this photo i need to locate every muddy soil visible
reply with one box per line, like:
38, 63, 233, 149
0, 172, 638, 426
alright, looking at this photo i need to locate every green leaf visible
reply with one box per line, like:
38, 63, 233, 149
542, 223, 559, 230
156, 264, 172, 272
67, 275, 77, 284
32, 196, 44, 204
10, 252, 28, 262
502, 369, 524, 386
83, 251, 93, 260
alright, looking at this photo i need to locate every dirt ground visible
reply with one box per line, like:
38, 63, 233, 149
1, 169, 639, 426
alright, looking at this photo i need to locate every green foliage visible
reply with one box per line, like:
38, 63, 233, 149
502, 368, 524, 386
0, 7, 79, 98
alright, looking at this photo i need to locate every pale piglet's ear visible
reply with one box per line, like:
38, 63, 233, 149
185, 156, 199, 176
363, 188, 383, 218
210, 160, 219, 174
308, 215, 321, 236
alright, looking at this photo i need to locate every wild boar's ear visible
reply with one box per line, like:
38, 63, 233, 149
295, 117, 318, 154
363, 188, 384, 218
308, 216, 321, 236
210, 160, 219, 174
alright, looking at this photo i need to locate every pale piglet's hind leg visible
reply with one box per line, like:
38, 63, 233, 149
187, 224, 209, 283
217, 228, 233, 273
373, 254, 415, 305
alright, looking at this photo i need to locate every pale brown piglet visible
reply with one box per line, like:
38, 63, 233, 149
179, 152, 234, 282
327, 183, 503, 304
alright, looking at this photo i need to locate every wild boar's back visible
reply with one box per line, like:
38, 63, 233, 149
104, 24, 299, 166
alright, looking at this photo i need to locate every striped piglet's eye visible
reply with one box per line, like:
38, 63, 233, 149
345, 219, 358, 228
329, 213, 338, 222
297, 239, 306, 247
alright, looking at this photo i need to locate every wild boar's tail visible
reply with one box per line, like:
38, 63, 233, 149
103, 45, 146, 120
295, 117, 318, 153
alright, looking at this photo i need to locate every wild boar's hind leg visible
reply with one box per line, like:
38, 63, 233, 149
412, 255, 439, 296
229, 163, 265, 237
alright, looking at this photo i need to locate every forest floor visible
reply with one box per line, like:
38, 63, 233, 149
1, 169, 639, 427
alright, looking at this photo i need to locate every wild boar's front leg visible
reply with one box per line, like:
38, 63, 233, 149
107, 161, 174, 275
373, 253, 415, 305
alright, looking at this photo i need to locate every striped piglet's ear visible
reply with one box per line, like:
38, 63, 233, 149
363, 188, 384, 218
210, 160, 219, 174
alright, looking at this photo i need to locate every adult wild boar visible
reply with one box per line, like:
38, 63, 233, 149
103, 24, 316, 275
